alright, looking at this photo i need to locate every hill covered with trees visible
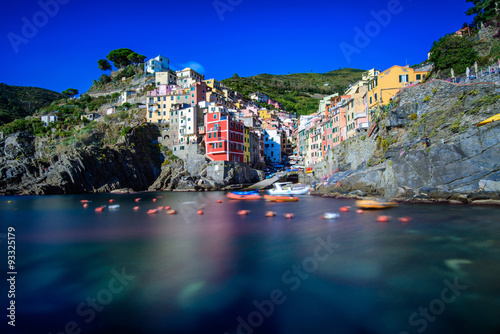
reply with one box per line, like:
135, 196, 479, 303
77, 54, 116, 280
0, 83, 64, 126
221, 68, 365, 115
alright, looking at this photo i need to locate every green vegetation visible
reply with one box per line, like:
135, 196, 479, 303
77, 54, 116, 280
423, 95, 431, 102
0, 83, 64, 126
62, 88, 79, 99
429, 34, 478, 74
466, 0, 499, 25
222, 68, 365, 115
98, 59, 112, 71
106, 49, 146, 69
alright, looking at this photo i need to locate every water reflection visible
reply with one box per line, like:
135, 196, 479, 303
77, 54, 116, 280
1, 193, 500, 333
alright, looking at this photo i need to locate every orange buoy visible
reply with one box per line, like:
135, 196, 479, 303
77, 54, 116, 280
340, 206, 350, 212
217, 200, 223, 203
284, 213, 294, 219
133, 206, 140, 211
197, 210, 204, 215
377, 215, 391, 222
157, 196, 163, 199
135, 198, 141, 202
80, 200, 90, 203
237, 210, 250, 215
157, 206, 164, 210
109, 199, 114, 203
147, 209, 158, 214
356, 209, 364, 214
166, 209, 177, 214
152, 198, 157, 202
165, 206, 171, 210
83, 203, 88, 208
398, 217, 412, 223
265, 211, 276, 217
95, 206, 106, 213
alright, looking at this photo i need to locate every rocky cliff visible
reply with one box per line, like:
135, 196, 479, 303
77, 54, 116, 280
309, 80, 500, 205
148, 160, 264, 192
0, 124, 163, 195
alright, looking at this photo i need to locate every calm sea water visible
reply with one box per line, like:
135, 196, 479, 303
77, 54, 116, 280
1, 192, 500, 334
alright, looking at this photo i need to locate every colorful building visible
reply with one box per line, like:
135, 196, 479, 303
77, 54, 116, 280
205, 106, 245, 162
367, 65, 429, 111
144, 55, 169, 74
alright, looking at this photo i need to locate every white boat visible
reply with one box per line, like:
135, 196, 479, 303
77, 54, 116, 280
268, 182, 311, 195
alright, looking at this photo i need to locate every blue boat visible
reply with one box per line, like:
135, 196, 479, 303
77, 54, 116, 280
232, 190, 259, 195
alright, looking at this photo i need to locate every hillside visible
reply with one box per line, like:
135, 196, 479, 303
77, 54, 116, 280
0, 83, 63, 126
222, 68, 365, 115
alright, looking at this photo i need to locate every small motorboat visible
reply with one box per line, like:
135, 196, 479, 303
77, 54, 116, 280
268, 182, 311, 196
227, 192, 263, 200
356, 199, 399, 209
231, 190, 260, 196
264, 195, 299, 202
323, 212, 340, 219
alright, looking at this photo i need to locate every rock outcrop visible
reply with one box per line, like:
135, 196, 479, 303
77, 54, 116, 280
148, 160, 264, 192
309, 80, 500, 205
0, 124, 163, 195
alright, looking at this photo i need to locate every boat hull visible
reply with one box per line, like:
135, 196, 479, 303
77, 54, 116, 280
356, 200, 398, 209
227, 192, 262, 200
264, 195, 299, 202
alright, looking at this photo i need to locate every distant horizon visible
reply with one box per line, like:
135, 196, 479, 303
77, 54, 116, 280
1, 0, 472, 94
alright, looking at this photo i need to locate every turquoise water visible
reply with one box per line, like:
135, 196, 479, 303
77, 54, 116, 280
1, 192, 500, 334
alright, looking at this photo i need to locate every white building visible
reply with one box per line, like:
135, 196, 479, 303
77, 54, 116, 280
249, 92, 269, 104
155, 71, 177, 86
41, 115, 57, 126
176, 68, 204, 88
144, 55, 170, 74
263, 128, 282, 163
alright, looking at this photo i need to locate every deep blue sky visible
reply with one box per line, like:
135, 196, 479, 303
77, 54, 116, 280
1, 0, 472, 94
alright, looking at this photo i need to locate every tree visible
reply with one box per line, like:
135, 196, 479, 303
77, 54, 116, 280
466, 0, 499, 25
429, 34, 478, 74
62, 88, 79, 99
106, 48, 134, 69
127, 52, 146, 65
98, 59, 112, 71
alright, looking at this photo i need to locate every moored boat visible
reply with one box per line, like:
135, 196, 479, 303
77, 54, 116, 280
268, 182, 310, 195
227, 192, 263, 200
264, 195, 299, 202
356, 199, 399, 209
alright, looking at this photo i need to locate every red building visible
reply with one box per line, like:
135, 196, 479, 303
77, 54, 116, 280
205, 106, 245, 162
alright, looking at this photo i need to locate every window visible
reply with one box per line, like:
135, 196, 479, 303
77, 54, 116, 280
219, 142, 222, 148
214, 114, 217, 119
209, 133, 212, 139
149, 112, 152, 118
157, 97, 160, 102
374, 93, 378, 102
416, 74, 422, 80
399, 75, 409, 83
163, 97, 166, 101
370, 97, 373, 104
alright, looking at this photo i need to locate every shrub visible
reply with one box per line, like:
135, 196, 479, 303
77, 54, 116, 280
409, 113, 418, 120
423, 95, 431, 102
432, 88, 438, 94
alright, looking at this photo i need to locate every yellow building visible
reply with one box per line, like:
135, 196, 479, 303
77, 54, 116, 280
244, 127, 250, 164
204, 79, 223, 95
258, 108, 275, 120
367, 65, 429, 110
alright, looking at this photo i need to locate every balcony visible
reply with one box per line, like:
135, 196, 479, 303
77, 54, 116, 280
354, 112, 367, 120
